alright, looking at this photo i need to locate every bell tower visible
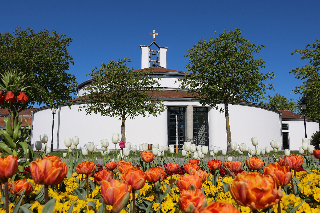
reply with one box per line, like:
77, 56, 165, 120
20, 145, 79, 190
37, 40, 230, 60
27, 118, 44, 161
140, 30, 168, 69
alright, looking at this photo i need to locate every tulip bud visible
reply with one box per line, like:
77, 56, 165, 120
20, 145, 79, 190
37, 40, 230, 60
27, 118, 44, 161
213, 146, 219, 154
308, 145, 314, 154
251, 137, 258, 146
40, 134, 48, 144
63, 153, 67, 158
123, 148, 130, 156
299, 147, 304, 154
70, 144, 76, 150
239, 143, 247, 152
112, 133, 119, 144
82, 148, 88, 156
202, 146, 208, 155
106, 148, 110, 154
131, 145, 137, 152
184, 142, 191, 152
231, 142, 237, 151
275, 141, 280, 149
100, 139, 109, 148
86, 142, 95, 153
35, 141, 42, 151
72, 136, 79, 146
191, 144, 196, 153
265, 146, 271, 154
222, 149, 227, 155
261, 148, 265, 155
64, 138, 72, 148
270, 140, 275, 149
152, 148, 158, 155
284, 149, 290, 156
302, 142, 308, 151
256, 148, 261, 156
302, 138, 309, 145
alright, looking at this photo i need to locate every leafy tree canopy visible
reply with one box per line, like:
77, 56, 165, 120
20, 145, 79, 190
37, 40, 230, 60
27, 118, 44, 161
259, 93, 297, 112
290, 39, 320, 120
0, 27, 77, 109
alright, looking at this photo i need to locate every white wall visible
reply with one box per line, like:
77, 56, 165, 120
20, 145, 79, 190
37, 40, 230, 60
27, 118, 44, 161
209, 104, 282, 151
283, 120, 319, 150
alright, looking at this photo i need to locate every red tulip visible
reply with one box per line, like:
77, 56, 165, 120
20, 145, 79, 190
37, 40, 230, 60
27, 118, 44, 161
76, 161, 96, 175
189, 158, 200, 165
30, 157, 68, 185
119, 141, 125, 149
207, 160, 222, 171
0, 155, 18, 182
17, 92, 29, 103
4, 91, 15, 103
101, 179, 131, 213
165, 162, 180, 173
9, 178, 33, 195
313, 149, 320, 159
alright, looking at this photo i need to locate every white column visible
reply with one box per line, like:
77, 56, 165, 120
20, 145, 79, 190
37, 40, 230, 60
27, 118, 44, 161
159, 47, 168, 68
186, 105, 193, 142
140, 45, 149, 69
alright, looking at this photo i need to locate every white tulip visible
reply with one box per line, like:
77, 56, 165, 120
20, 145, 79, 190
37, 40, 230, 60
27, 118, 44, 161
86, 142, 95, 153
161, 151, 164, 156
222, 149, 227, 155
143, 143, 148, 151
106, 148, 110, 154
199, 152, 204, 159
126, 142, 131, 150
210, 151, 214, 156
101, 150, 106, 156
41, 143, 46, 151
270, 140, 276, 149
40, 134, 48, 144
152, 148, 158, 155
123, 148, 130, 157
239, 143, 247, 152
184, 142, 191, 152
72, 136, 79, 146
153, 143, 159, 149
169, 146, 174, 154
238, 149, 243, 155
63, 153, 67, 158
101, 139, 109, 148
35, 141, 42, 151
197, 150, 202, 157
284, 149, 290, 156
70, 144, 76, 150
248, 153, 252, 158
112, 133, 119, 144
101, 147, 106, 151
159, 146, 164, 152
163, 146, 168, 151
213, 146, 219, 154
299, 147, 304, 154
139, 144, 143, 151
191, 144, 197, 153
182, 145, 185, 150
68, 147, 72, 152
94, 145, 98, 152
261, 148, 265, 155
302, 138, 309, 145
275, 141, 281, 149
82, 148, 88, 156
265, 146, 271, 154
251, 137, 258, 146
256, 148, 261, 155
228, 157, 232, 161
46, 147, 51, 154
157, 151, 162, 157
64, 138, 72, 148
196, 145, 202, 151
193, 152, 199, 159
182, 150, 187, 156
302, 142, 308, 151
231, 142, 237, 151
308, 145, 314, 154
132, 145, 137, 152
202, 146, 208, 155
249, 148, 256, 155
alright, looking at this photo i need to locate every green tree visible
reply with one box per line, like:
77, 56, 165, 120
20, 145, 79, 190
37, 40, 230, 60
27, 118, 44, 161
79, 58, 165, 142
290, 39, 320, 120
260, 93, 297, 112
179, 28, 274, 151
0, 27, 77, 109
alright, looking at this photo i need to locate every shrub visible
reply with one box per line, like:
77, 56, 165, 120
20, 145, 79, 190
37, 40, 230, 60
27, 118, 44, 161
311, 131, 320, 149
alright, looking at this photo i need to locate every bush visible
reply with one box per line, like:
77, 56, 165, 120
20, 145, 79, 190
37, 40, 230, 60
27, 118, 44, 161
311, 131, 320, 149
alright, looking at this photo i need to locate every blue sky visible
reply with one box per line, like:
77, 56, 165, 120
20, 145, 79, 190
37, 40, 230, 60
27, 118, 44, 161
1, 0, 320, 105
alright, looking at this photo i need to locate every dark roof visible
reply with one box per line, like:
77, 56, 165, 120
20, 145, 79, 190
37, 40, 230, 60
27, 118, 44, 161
280, 110, 318, 122
0, 108, 36, 127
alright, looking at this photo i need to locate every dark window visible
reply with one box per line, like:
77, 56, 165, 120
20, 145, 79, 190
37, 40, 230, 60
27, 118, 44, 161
283, 132, 289, 149
193, 107, 209, 146
167, 107, 185, 149
282, 124, 289, 130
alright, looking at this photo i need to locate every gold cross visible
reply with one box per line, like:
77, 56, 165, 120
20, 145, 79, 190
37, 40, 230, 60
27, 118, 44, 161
149, 30, 158, 41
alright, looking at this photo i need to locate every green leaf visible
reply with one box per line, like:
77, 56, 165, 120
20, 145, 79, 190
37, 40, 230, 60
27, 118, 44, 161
18, 206, 33, 213
67, 200, 75, 213
42, 199, 56, 213
13, 189, 25, 213
0, 142, 13, 155
289, 200, 304, 213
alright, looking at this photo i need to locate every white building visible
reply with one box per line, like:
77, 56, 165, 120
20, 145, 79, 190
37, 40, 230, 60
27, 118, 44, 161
30, 33, 319, 151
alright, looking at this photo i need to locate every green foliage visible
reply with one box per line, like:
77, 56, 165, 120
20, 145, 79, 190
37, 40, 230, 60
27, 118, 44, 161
79, 58, 165, 139
311, 131, 320, 149
290, 39, 320, 120
0, 27, 77, 108
260, 93, 297, 112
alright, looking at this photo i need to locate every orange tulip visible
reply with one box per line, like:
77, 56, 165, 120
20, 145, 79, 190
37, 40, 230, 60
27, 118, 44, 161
122, 168, 146, 190
0, 155, 18, 182
43, 155, 61, 162
118, 161, 134, 174
145, 167, 166, 182
9, 178, 33, 195
313, 149, 320, 160
195, 202, 240, 213
177, 174, 202, 191
140, 151, 155, 163
165, 162, 180, 172
278, 154, 304, 170
76, 161, 96, 175
229, 172, 282, 210
189, 158, 200, 165
207, 160, 222, 171
0, 91, 4, 105
246, 157, 264, 170
223, 161, 242, 172
94, 170, 113, 184
17, 92, 29, 103
195, 170, 208, 183
101, 179, 132, 213
184, 163, 200, 174
105, 161, 118, 171
179, 189, 207, 213
263, 163, 292, 187
30, 157, 68, 185
4, 91, 15, 103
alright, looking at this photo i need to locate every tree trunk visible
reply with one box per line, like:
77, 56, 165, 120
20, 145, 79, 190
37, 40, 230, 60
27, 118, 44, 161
225, 102, 232, 152
121, 114, 126, 142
